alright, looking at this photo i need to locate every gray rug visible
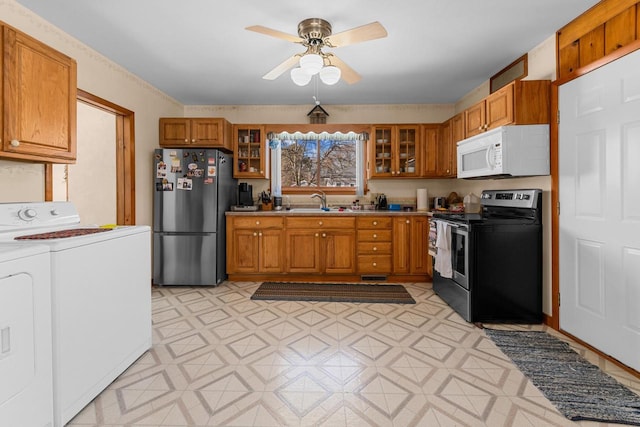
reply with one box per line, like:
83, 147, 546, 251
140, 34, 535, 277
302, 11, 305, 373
485, 329, 640, 425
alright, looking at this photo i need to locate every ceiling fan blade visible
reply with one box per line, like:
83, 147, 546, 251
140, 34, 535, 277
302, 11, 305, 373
328, 55, 361, 84
262, 55, 300, 80
245, 25, 302, 43
328, 21, 387, 48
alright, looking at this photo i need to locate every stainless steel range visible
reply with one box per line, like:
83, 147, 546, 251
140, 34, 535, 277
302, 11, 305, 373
431, 189, 543, 323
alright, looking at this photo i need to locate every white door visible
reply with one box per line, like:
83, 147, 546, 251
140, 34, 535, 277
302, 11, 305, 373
559, 48, 640, 372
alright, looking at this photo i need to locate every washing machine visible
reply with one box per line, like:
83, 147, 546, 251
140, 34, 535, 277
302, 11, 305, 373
0, 242, 53, 427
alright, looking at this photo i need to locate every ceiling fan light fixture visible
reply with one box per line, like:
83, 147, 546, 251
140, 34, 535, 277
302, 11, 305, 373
319, 65, 341, 85
290, 67, 312, 86
299, 53, 323, 75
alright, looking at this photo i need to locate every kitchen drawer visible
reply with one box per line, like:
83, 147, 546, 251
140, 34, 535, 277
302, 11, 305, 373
357, 229, 392, 242
230, 217, 284, 229
358, 255, 392, 273
356, 216, 392, 229
286, 217, 355, 229
358, 242, 392, 254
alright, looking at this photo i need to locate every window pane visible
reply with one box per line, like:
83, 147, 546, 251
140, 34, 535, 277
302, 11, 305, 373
319, 139, 356, 188
281, 139, 356, 189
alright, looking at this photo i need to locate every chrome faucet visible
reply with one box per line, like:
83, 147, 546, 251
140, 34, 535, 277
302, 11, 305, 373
310, 190, 327, 209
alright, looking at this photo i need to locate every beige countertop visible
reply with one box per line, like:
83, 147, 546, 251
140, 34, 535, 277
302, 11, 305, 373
226, 209, 432, 217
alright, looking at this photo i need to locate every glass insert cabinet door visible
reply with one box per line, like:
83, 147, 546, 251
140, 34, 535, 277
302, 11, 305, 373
371, 125, 420, 177
233, 125, 266, 178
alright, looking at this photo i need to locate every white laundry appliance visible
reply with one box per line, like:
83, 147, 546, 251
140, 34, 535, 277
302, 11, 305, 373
0, 243, 54, 427
0, 202, 152, 427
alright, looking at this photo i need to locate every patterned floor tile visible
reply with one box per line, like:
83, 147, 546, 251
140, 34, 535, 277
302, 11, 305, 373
65, 281, 640, 427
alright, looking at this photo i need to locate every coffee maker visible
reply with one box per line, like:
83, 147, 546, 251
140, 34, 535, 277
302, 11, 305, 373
238, 183, 253, 206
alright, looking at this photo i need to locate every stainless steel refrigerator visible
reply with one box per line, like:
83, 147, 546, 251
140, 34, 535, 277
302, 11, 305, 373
153, 148, 237, 286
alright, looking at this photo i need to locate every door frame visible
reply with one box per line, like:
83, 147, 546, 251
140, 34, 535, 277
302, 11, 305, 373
45, 89, 136, 225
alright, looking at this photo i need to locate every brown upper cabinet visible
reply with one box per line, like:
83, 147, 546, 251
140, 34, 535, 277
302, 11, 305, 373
159, 118, 232, 151
557, 0, 640, 79
420, 124, 439, 177
464, 80, 550, 138
370, 124, 421, 178
232, 124, 267, 178
1, 22, 77, 163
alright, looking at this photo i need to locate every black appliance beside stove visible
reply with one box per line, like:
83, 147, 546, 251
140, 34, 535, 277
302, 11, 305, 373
432, 189, 543, 323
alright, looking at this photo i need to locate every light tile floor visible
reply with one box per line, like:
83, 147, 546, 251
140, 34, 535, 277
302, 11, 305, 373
68, 282, 640, 426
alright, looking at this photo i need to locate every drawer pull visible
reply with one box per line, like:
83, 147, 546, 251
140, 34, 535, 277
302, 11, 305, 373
373, 247, 377, 251
373, 234, 377, 239
373, 262, 377, 267
318, 221, 323, 226
255, 220, 260, 225
373, 221, 378, 226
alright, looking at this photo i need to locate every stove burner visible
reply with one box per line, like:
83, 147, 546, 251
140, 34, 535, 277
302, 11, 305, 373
15, 228, 112, 240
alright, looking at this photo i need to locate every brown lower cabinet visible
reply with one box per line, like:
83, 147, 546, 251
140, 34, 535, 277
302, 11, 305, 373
226, 213, 431, 282
226, 217, 285, 273
285, 217, 356, 274
393, 216, 431, 276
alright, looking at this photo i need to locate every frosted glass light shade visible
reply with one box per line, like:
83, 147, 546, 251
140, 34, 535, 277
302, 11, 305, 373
319, 65, 341, 85
290, 67, 311, 86
299, 53, 323, 75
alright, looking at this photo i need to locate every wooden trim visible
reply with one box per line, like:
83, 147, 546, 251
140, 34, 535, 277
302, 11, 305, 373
557, 0, 640, 50
555, 39, 640, 86
550, 82, 560, 331
227, 273, 429, 283
76, 89, 136, 225
265, 123, 370, 135
490, 54, 528, 93
559, 329, 640, 378
44, 164, 53, 201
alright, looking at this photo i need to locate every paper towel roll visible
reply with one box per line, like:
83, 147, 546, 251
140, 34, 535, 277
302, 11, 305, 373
417, 188, 428, 211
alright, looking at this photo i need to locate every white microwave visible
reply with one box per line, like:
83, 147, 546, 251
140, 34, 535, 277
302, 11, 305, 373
457, 124, 550, 179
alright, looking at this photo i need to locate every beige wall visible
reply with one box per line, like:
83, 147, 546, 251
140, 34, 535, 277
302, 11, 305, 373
0, 1, 555, 315
0, 0, 183, 225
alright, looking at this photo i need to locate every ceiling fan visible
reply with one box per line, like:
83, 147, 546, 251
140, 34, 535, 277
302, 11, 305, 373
246, 18, 387, 86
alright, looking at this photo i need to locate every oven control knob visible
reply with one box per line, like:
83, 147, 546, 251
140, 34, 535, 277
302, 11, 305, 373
18, 208, 37, 221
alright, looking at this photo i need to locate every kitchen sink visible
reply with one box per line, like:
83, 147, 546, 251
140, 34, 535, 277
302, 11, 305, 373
288, 208, 353, 213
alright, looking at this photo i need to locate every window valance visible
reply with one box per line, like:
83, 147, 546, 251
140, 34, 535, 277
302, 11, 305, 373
267, 131, 369, 141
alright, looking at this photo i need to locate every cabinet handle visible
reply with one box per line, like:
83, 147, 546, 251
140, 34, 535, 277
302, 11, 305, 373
373, 247, 377, 251
318, 221, 323, 226
253, 232, 257, 237
322, 233, 326, 238
373, 234, 377, 239
255, 220, 260, 225
258, 232, 262, 237
373, 262, 377, 267
184, 139, 189, 143
191, 139, 196, 142
10, 139, 20, 147
315, 233, 319, 237
484, 124, 489, 130
373, 221, 378, 226
406, 220, 410, 224
478, 126, 483, 131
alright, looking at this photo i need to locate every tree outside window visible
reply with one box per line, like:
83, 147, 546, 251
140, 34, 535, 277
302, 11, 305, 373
281, 138, 356, 190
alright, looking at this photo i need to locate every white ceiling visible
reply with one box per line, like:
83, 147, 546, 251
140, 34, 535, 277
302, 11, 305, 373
15, 0, 599, 106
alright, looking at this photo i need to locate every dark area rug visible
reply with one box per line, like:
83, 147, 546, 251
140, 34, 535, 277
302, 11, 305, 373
485, 329, 640, 426
250, 282, 415, 304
